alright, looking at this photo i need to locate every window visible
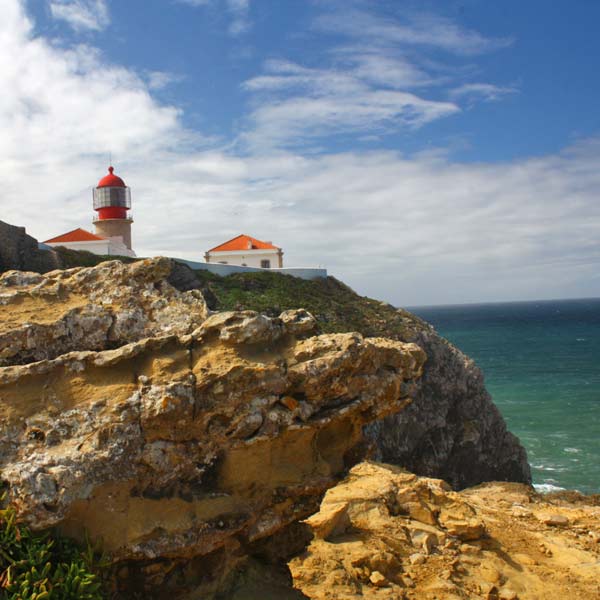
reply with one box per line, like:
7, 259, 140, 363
261, 259, 271, 268
93, 187, 131, 209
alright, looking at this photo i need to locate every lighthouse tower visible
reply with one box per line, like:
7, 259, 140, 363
92, 166, 134, 251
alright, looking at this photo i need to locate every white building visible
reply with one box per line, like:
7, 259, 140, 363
44, 228, 133, 256
205, 234, 283, 269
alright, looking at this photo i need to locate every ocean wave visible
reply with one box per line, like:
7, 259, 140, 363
534, 483, 566, 493
564, 447, 580, 453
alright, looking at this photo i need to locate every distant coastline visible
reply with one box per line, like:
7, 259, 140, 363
407, 295, 600, 311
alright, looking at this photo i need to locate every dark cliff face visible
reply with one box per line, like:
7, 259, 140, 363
0, 220, 59, 273
365, 330, 531, 489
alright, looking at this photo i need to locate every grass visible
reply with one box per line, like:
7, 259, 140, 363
192, 270, 429, 340
48, 249, 430, 340
52, 247, 137, 269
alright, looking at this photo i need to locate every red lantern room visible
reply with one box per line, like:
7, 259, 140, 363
93, 166, 132, 220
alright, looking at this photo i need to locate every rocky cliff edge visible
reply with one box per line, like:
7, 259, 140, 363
0, 258, 428, 597
291, 462, 600, 600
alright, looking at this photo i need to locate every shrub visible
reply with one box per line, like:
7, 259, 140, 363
0, 505, 105, 599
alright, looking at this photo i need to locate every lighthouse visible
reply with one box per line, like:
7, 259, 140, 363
93, 166, 134, 251
44, 166, 136, 257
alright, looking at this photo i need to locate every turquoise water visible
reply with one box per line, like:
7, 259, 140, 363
410, 298, 600, 494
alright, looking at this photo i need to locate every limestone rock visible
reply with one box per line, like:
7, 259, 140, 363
537, 513, 569, 527
289, 462, 600, 600
279, 308, 318, 337
196, 310, 282, 344
0, 257, 208, 366
369, 570, 388, 587
304, 502, 349, 540
0, 297, 424, 596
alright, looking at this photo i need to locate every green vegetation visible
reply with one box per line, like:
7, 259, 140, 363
193, 270, 429, 340
52, 247, 137, 269
46, 247, 430, 340
0, 505, 105, 600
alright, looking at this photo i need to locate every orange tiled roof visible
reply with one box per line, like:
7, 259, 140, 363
44, 228, 106, 244
208, 234, 280, 252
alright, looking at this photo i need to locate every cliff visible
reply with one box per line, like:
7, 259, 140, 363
194, 270, 531, 489
0, 226, 531, 488
0, 258, 425, 597
0, 240, 536, 597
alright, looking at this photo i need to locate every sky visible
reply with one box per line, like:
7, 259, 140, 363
1, 0, 600, 306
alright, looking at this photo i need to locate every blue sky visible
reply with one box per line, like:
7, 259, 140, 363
2, 0, 600, 305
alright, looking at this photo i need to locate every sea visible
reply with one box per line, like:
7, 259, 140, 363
410, 298, 600, 495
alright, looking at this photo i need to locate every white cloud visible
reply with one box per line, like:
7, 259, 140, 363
2, 0, 600, 307
145, 71, 184, 91
240, 4, 516, 149
226, 0, 250, 36
176, 0, 210, 5
242, 57, 458, 149
351, 53, 438, 89
315, 9, 512, 56
450, 83, 517, 104
176, 0, 251, 36
49, 0, 110, 32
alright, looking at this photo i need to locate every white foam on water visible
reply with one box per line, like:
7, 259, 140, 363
564, 447, 581, 454
534, 483, 566, 493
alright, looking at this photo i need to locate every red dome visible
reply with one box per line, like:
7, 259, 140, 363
97, 166, 126, 188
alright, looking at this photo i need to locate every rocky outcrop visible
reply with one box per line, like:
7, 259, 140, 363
367, 328, 531, 489
290, 462, 600, 600
0, 222, 532, 491
0, 257, 207, 366
0, 254, 537, 597
0, 220, 59, 274
193, 272, 532, 489
0, 261, 425, 596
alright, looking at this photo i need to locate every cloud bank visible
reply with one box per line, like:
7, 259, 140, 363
2, 0, 599, 306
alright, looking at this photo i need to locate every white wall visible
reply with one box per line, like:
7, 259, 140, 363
45, 239, 136, 257
176, 259, 327, 281
206, 249, 282, 268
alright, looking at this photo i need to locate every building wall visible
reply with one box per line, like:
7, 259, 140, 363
45, 239, 135, 257
205, 249, 283, 268
176, 259, 327, 281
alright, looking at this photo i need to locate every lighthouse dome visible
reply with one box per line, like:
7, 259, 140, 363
97, 166, 126, 188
